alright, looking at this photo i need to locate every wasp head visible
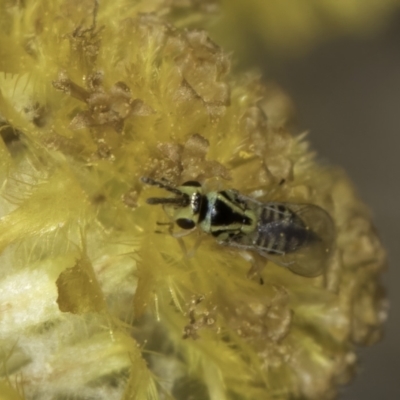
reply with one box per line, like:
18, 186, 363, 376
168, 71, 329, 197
141, 177, 204, 230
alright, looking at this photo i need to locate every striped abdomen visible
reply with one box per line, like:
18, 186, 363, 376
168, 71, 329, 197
254, 204, 317, 254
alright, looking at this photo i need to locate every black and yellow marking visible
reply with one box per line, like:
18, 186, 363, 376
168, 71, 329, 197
254, 204, 314, 255
205, 191, 256, 240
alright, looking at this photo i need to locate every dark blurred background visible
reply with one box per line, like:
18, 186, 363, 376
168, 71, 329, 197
265, 13, 400, 400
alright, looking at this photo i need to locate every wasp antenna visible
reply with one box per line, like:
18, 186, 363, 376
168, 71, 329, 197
141, 176, 182, 196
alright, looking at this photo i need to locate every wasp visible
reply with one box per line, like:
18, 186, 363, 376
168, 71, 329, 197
141, 177, 335, 277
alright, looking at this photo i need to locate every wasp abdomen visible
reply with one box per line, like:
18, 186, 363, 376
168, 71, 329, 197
255, 204, 317, 254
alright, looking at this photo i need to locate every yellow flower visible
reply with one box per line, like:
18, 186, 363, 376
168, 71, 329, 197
0, 1, 387, 399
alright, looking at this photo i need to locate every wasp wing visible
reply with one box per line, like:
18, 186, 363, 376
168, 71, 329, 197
221, 200, 335, 277
257, 203, 335, 277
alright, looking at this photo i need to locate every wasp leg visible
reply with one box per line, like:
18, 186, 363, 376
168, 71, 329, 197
156, 221, 195, 238
186, 234, 204, 258
172, 228, 202, 261
155, 221, 174, 234
239, 251, 266, 285
155, 221, 199, 257
154, 221, 188, 254
171, 228, 197, 239
173, 229, 202, 259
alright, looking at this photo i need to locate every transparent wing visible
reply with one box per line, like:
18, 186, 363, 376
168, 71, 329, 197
259, 203, 335, 277
222, 201, 335, 277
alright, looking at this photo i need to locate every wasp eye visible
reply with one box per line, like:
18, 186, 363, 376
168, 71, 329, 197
182, 181, 201, 187
176, 218, 196, 230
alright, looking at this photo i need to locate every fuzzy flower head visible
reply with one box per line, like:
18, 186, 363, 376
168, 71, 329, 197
0, 1, 387, 399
